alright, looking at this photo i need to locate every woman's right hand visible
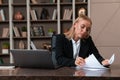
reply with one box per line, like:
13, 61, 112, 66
75, 57, 85, 66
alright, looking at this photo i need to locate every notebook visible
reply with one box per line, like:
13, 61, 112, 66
10, 49, 60, 69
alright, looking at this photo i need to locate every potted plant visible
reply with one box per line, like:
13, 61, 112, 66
48, 28, 54, 37
2, 42, 9, 54
21, 26, 27, 37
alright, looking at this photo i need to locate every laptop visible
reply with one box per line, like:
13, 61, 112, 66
10, 49, 60, 69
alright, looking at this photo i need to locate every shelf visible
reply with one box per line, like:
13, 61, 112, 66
60, 19, 72, 22
0, 4, 8, 7
0, 21, 9, 23
75, 2, 88, 5
30, 3, 57, 6
0, 54, 9, 57
12, 3, 26, 6
31, 36, 52, 39
0, 37, 9, 40
30, 20, 57, 23
60, 3, 72, 5
13, 37, 27, 39
12, 20, 27, 23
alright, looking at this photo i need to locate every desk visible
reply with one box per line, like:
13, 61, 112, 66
0, 65, 120, 80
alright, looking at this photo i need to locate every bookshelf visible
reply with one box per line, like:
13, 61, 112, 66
0, 0, 90, 63
0, 0, 9, 64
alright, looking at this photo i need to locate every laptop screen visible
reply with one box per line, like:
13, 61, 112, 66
10, 49, 59, 69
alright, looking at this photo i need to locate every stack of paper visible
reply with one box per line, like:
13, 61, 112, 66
76, 54, 115, 70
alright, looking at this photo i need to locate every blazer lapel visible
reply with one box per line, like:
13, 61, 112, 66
69, 40, 73, 57
79, 39, 88, 58
64, 38, 73, 58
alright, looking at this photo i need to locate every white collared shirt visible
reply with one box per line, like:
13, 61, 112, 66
72, 39, 81, 59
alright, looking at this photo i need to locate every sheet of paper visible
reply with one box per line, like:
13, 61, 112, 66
84, 54, 107, 69
76, 54, 115, 70
109, 54, 115, 64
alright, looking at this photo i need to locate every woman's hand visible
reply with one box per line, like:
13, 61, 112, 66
102, 59, 110, 67
75, 57, 85, 66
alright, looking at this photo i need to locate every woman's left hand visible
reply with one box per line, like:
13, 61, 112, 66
102, 59, 110, 67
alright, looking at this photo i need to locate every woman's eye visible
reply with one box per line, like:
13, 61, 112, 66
80, 24, 85, 28
87, 29, 90, 32
86, 28, 91, 32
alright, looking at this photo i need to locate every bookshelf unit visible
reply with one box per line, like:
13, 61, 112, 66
29, 0, 58, 50
0, 0, 9, 63
0, 0, 90, 63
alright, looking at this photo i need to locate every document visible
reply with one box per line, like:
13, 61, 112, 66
76, 54, 115, 70
0, 66, 15, 70
109, 54, 115, 64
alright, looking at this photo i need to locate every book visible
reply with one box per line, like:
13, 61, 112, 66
30, 41, 37, 50
19, 40, 25, 49
2, 27, 9, 37
52, 9, 57, 20
32, 9, 37, 20
0, 9, 5, 21
67, 9, 72, 19
30, 9, 37, 20
13, 26, 21, 37
30, 10, 34, 20
63, 9, 67, 19
63, 9, 72, 20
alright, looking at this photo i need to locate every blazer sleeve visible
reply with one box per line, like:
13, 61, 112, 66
88, 36, 105, 64
51, 34, 76, 67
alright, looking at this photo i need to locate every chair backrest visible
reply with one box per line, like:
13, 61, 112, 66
0, 58, 3, 64
51, 34, 57, 65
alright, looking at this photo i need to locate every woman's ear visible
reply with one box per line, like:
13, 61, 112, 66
73, 22, 77, 28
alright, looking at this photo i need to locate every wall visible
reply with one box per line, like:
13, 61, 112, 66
90, 0, 120, 65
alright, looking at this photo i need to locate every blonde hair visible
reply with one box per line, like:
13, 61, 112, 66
64, 14, 92, 40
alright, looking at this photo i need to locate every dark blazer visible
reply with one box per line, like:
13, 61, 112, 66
51, 34, 104, 67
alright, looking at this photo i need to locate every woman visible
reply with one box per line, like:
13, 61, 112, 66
51, 14, 110, 67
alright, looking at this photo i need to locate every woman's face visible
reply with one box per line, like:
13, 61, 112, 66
74, 19, 91, 39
